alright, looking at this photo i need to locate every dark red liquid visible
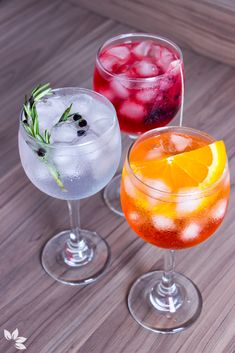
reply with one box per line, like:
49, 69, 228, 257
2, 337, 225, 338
94, 40, 183, 135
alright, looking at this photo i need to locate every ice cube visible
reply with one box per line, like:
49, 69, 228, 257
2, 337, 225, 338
128, 211, 141, 222
158, 47, 174, 72
75, 129, 98, 145
152, 215, 176, 231
171, 134, 192, 152
182, 223, 201, 240
132, 40, 152, 57
167, 60, 181, 74
177, 198, 201, 214
34, 163, 51, 181
136, 88, 157, 103
73, 130, 104, 161
36, 97, 66, 133
124, 176, 136, 198
107, 45, 130, 61
52, 150, 78, 176
149, 44, 161, 60
51, 122, 78, 143
132, 60, 159, 78
145, 179, 171, 192
146, 196, 160, 207
67, 94, 93, 116
88, 100, 113, 125
145, 148, 163, 160
211, 199, 227, 220
110, 80, 130, 99
119, 100, 146, 121
91, 118, 112, 136
158, 77, 173, 91
100, 55, 118, 71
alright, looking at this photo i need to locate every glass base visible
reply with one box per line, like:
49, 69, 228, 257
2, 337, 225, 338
128, 271, 202, 334
41, 229, 110, 286
103, 174, 124, 217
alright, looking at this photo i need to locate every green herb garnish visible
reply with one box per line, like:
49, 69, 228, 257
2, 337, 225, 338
58, 103, 73, 123
22, 83, 67, 191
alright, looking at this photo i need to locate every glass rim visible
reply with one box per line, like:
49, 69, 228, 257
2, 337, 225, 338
96, 32, 183, 82
126, 126, 228, 198
19, 87, 118, 150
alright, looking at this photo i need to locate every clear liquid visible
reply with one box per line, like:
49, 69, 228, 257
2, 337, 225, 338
19, 88, 121, 200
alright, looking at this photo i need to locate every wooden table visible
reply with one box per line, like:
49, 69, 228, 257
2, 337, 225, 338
0, 1, 235, 352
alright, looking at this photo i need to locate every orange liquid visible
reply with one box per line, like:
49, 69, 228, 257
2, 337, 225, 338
121, 131, 230, 249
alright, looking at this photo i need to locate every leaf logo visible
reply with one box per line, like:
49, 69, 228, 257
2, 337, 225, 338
4, 329, 27, 350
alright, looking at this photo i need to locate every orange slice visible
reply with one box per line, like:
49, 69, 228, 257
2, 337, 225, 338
131, 140, 227, 191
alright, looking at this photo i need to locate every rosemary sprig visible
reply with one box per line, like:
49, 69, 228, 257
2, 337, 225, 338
23, 83, 52, 144
58, 103, 73, 123
22, 83, 66, 191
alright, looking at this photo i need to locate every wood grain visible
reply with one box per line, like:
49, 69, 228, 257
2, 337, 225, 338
0, 0, 235, 352
74, 0, 235, 67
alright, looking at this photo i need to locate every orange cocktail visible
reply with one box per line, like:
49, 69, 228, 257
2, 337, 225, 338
121, 126, 230, 333
121, 128, 229, 249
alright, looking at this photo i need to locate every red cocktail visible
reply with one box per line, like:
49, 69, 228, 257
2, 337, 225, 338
94, 33, 184, 135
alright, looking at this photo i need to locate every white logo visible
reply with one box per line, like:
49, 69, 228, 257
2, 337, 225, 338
4, 328, 27, 350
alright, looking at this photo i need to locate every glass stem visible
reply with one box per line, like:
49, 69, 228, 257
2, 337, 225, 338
63, 200, 92, 267
161, 250, 176, 290
150, 250, 183, 313
67, 200, 82, 245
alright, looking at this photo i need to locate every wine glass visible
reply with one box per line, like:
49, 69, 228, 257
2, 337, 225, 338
120, 126, 230, 332
18, 87, 121, 285
94, 33, 184, 216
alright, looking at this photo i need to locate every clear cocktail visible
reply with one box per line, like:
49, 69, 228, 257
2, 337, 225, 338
19, 85, 121, 285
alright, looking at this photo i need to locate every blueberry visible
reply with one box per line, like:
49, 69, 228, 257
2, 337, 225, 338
77, 130, 86, 136
37, 148, 46, 157
78, 119, 87, 128
73, 113, 82, 121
